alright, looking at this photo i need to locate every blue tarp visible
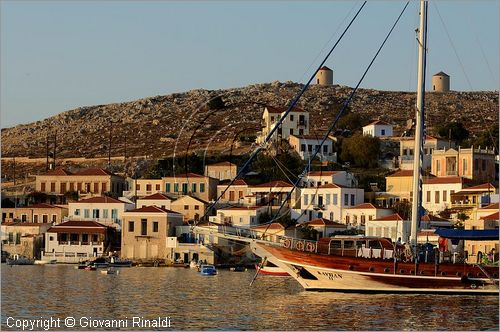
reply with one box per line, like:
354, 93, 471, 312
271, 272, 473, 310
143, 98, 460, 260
434, 229, 499, 240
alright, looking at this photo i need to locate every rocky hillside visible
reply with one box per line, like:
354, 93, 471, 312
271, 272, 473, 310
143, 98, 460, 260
2, 82, 498, 161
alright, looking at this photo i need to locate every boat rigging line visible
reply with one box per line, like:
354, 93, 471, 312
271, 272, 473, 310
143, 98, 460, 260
193, 1, 368, 225
260, 1, 411, 236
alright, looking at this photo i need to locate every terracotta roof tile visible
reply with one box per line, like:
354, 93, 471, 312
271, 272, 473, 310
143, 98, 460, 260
140, 193, 171, 201
75, 168, 116, 176
218, 179, 248, 186
423, 177, 463, 185
301, 218, 346, 227
45, 168, 73, 176
306, 171, 338, 177
265, 106, 306, 114
163, 173, 206, 179
252, 223, 284, 230
481, 203, 499, 210
387, 170, 414, 177
22, 203, 64, 209
252, 180, 293, 188
374, 213, 404, 221
482, 212, 499, 221
74, 196, 124, 204
348, 203, 390, 210
207, 161, 237, 167
365, 120, 392, 127
126, 205, 181, 214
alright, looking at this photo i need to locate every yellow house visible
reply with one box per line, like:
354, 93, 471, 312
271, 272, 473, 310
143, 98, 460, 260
1, 203, 68, 224
163, 173, 218, 202
170, 195, 209, 222
464, 211, 499, 262
35, 168, 126, 200
217, 179, 251, 204
121, 206, 183, 260
204, 161, 238, 181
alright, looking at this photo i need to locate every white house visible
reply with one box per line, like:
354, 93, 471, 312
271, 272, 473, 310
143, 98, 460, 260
422, 176, 465, 214
68, 196, 135, 230
365, 213, 411, 243
303, 170, 357, 188
217, 179, 252, 204
42, 220, 108, 263
257, 106, 309, 143
362, 120, 393, 138
296, 183, 364, 223
288, 134, 337, 162
136, 193, 172, 210
342, 203, 394, 228
211, 206, 269, 228
298, 218, 347, 238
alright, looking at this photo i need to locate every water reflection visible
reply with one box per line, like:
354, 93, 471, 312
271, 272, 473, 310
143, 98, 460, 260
2, 265, 498, 330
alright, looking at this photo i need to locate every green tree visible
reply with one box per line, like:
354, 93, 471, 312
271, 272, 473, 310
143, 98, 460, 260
336, 112, 368, 132
392, 200, 411, 220
437, 121, 470, 144
340, 132, 380, 168
251, 151, 305, 183
26, 191, 48, 204
297, 224, 318, 240
473, 125, 498, 150
64, 191, 79, 202
455, 212, 469, 229
207, 96, 225, 110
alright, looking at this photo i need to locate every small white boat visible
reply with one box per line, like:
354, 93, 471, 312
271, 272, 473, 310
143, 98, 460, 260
100, 267, 119, 275
34, 259, 57, 265
189, 260, 198, 269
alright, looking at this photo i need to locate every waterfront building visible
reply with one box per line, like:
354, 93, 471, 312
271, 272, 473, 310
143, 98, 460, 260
365, 213, 411, 243
204, 161, 238, 181
385, 169, 415, 202
450, 183, 498, 216
167, 226, 215, 264
431, 146, 496, 182
212, 206, 269, 228
1, 203, 68, 224
170, 195, 209, 222
35, 168, 126, 201
472, 202, 499, 221
342, 203, 393, 228
464, 211, 499, 262
297, 183, 364, 223
251, 223, 295, 242
298, 218, 347, 238
42, 220, 109, 263
362, 120, 393, 138
136, 193, 172, 209
421, 177, 466, 214
288, 134, 337, 162
399, 135, 452, 171
121, 206, 183, 261
68, 196, 134, 230
127, 178, 164, 197
1, 222, 52, 259
256, 106, 309, 144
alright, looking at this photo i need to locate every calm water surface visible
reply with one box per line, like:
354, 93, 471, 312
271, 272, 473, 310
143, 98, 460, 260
1, 264, 498, 330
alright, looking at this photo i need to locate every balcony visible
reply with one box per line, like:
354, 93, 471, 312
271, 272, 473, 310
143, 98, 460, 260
297, 120, 307, 127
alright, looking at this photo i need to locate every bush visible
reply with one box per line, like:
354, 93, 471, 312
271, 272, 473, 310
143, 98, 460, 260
340, 132, 380, 168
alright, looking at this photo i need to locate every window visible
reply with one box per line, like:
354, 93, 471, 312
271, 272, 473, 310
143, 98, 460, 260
311, 194, 316, 205
300, 144, 306, 152
82, 234, 88, 243
52, 215, 57, 223
111, 209, 118, 220
75, 209, 80, 216
350, 194, 355, 206
182, 183, 188, 194
463, 158, 467, 173
77, 182, 82, 191
344, 194, 349, 206
303, 194, 309, 205
192, 183, 197, 193
141, 219, 147, 236
21, 214, 27, 222
299, 129, 304, 135
184, 205, 189, 210
92, 209, 99, 218
436, 160, 441, 173
50, 182, 56, 192
443, 190, 447, 202
194, 205, 199, 210
84, 209, 90, 218
42, 215, 48, 223
381, 129, 386, 136
239, 191, 243, 198
435, 191, 440, 204
289, 129, 294, 135
102, 183, 107, 193
333, 194, 338, 205
16, 233, 21, 245
128, 221, 134, 232
200, 183, 205, 193
308, 145, 312, 152
426, 191, 431, 203
94, 183, 99, 193
361, 215, 366, 225
153, 222, 158, 232
326, 194, 331, 205
41, 182, 46, 191
474, 159, 479, 171
166, 183, 171, 193
136, 184, 141, 190
290, 114, 294, 122
156, 184, 161, 191
270, 116, 275, 122
174, 183, 179, 192
103, 209, 109, 219
482, 159, 486, 171
146, 184, 152, 191
323, 145, 328, 153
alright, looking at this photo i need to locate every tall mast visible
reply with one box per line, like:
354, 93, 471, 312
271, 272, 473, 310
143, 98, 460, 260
410, 0, 428, 248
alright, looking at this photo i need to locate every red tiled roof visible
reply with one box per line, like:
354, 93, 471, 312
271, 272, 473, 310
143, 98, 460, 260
126, 205, 181, 214
74, 168, 116, 176
319, 66, 332, 71
74, 196, 123, 204
140, 193, 171, 201
423, 177, 463, 185
301, 218, 346, 227
22, 203, 64, 209
481, 203, 499, 210
374, 213, 404, 221
365, 120, 392, 127
219, 206, 263, 211
45, 168, 73, 176
1, 222, 52, 227
47, 220, 107, 234
265, 106, 306, 114
307, 171, 338, 177
348, 203, 390, 210
387, 170, 413, 177
482, 212, 499, 221
290, 134, 330, 140
173, 195, 209, 205
207, 161, 237, 167
421, 214, 450, 222
252, 180, 293, 188
218, 179, 248, 186
465, 183, 496, 191
252, 223, 284, 230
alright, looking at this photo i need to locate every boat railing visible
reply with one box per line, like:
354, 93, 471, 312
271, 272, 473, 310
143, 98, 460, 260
282, 237, 318, 253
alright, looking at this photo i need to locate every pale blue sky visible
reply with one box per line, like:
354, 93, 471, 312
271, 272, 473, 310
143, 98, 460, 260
1, 1, 498, 128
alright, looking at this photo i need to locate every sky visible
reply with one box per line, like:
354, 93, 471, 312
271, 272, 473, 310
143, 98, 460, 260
1, 1, 498, 128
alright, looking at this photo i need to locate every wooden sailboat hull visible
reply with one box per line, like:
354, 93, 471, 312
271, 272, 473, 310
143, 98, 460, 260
251, 242, 499, 294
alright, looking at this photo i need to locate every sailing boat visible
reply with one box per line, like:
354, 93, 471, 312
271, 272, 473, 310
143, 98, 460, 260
194, 0, 499, 294
247, 0, 499, 294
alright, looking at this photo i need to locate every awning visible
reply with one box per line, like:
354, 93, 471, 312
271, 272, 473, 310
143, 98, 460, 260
434, 229, 499, 240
